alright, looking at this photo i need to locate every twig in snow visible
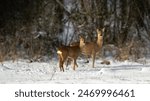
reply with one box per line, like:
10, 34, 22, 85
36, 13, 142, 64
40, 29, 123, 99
49, 66, 57, 81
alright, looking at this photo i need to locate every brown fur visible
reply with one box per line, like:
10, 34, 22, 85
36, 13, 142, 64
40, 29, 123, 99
79, 28, 104, 68
57, 45, 80, 72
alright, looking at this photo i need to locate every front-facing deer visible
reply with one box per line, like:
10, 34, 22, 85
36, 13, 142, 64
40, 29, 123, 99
79, 28, 104, 68
57, 45, 80, 72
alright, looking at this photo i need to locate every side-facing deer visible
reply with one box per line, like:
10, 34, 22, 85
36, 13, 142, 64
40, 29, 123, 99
79, 28, 104, 68
57, 44, 80, 72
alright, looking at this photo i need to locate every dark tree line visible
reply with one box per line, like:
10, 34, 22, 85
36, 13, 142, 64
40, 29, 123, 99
0, 0, 150, 62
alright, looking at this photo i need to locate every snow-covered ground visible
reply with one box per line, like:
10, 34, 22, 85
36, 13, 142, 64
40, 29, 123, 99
0, 58, 150, 84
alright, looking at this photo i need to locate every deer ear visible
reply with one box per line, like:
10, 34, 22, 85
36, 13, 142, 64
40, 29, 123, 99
97, 28, 102, 36
79, 35, 84, 39
102, 28, 105, 32
96, 29, 100, 33
78, 35, 81, 40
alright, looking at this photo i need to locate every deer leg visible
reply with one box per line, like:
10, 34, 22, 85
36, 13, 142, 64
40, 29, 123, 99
72, 58, 78, 70
73, 59, 75, 70
58, 54, 65, 72
61, 56, 67, 72
75, 59, 78, 68
61, 60, 65, 72
59, 59, 64, 72
66, 58, 71, 67
58, 55, 62, 71
75, 61, 78, 68
59, 59, 65, 72
92, 52, 96, 68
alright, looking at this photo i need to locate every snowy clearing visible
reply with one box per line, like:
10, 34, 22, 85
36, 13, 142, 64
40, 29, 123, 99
0, 58, 150, 84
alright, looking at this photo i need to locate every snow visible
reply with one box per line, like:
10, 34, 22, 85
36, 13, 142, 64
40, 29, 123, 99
0, 58, 150, 84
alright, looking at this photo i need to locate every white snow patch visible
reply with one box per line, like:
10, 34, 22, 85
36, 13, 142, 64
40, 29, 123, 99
0, 59, 150, 84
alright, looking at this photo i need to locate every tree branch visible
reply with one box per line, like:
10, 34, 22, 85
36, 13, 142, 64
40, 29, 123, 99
55, 0, 71, 15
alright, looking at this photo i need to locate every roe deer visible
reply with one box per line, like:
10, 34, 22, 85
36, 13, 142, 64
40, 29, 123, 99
79, 28, 104, 68
69, 41, 89, 64
57, 45, 80, 72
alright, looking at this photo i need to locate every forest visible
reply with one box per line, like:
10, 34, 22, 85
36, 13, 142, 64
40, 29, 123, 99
0, 0, 150, 62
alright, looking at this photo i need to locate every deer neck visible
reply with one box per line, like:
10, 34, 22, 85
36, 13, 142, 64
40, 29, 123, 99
79, 40, 85, 48
97, 36, 103, 48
